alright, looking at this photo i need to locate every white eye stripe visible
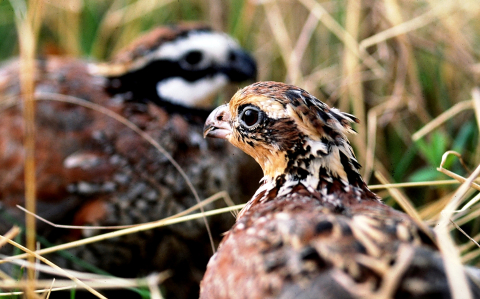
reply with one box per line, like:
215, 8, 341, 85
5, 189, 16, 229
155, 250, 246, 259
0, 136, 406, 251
89, 31, 240, 76
257, 99, 288, 119
156, 75, 228, 108
156, 32, 240, 63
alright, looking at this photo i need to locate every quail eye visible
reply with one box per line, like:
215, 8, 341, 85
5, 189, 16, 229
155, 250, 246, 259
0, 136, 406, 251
228, 51, 237, 62
183, 50, 203, 66
240, 107, 263, 129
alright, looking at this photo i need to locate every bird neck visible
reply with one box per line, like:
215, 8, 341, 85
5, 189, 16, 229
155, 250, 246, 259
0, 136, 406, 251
249, 137, 379, 210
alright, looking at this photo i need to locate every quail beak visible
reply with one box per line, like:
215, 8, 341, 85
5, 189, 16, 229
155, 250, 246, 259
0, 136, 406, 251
203, 104, 232, 139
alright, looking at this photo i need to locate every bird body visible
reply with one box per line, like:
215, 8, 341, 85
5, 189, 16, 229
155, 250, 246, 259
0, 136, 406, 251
201, 81, 480, 299
0, 24, 258, 298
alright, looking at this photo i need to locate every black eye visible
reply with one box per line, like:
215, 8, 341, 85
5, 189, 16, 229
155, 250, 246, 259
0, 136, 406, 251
228, 51, 236, 62
240, 107, 263, 128
183, 50, 203, 66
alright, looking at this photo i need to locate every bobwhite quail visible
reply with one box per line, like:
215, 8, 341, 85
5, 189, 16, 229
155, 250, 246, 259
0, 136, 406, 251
0, 24, 259, 298
201, 81, 480, 299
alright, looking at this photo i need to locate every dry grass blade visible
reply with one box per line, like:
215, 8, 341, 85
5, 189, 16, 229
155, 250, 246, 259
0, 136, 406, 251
45, 278, 54, 299
463, 248, 480, 264
298, 0, 384, 78
374, 171, 433, 238
0, 286, 75, 297
435, 163, 480, 299
0, 235, 106, 299
462, 248, 480, 267
11, 0, 44, 286
341, 0, 366, 161
0, 204, 245, 265
1, 252, 120, 279
0, 274, 170, 290
459, 232, 480, 254
0, 272, 170, 296
1, 252, 171, 295
0, 268, 15, 281
430, 152, 480, 227
91, 0, 175, 58
452, 203, 480, 228
437, 168, 480, 192
459, 192, 480, 213
472, 87, 480, 134
261, 1, 298, 84
420, 193, 457, 223
450, 220, 480, 250
412, 100, 473, 141
0, 226, 20, 249
16, 190, 231, 230
368, 179, 460, 190
364, 97, 382, 181
44, 1, 82, 56
147, 273, 164, 299
359, 1, 456, 51
437, 151, 480, 192
292, 10, 318, 76
106, 0, 175, 26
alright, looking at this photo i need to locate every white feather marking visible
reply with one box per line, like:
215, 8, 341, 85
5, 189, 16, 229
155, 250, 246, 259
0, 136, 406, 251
309, 140, 328, 155
156, 75, 228, 107
156, 32, 239, 63
258, 98, 288, 119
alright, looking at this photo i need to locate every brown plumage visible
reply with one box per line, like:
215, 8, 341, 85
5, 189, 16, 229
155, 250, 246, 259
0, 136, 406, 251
201, 81, 480, 299
0, 24, 259, 299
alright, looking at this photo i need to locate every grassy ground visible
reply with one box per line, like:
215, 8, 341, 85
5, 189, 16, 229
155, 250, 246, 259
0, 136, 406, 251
1, 0, 480, 298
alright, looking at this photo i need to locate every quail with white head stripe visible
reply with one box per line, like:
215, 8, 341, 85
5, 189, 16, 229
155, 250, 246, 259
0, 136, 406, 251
0, 24, 259, 299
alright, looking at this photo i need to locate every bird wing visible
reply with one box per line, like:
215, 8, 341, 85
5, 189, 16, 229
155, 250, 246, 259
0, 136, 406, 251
201, 184, 475, 299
